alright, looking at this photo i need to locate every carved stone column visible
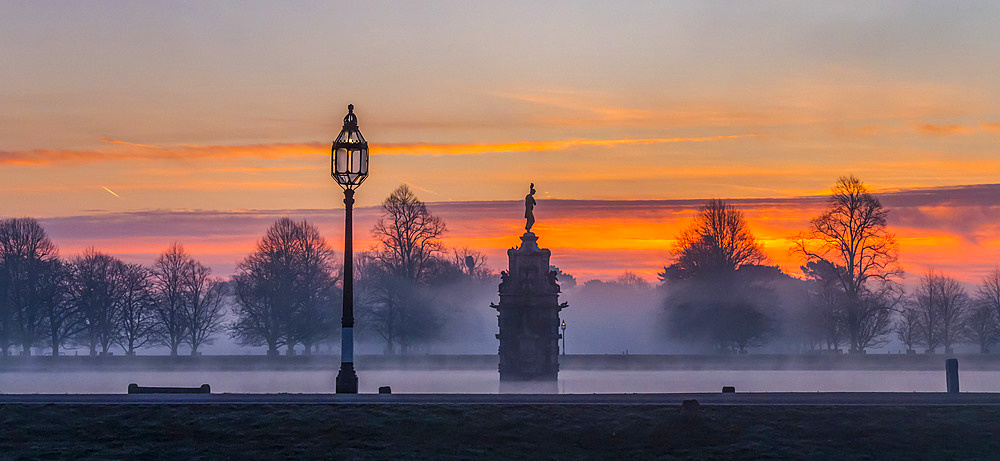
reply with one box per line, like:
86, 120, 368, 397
492, 232, 567, 392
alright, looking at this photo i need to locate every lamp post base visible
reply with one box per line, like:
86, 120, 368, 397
336, 363, 358, 393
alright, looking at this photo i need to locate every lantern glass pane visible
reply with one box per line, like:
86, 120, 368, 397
336, 148, 348, 173
351, 148, 361, 172
359, 149, 368, 175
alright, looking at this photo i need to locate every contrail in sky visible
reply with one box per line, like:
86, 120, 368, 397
101, 186, 121, 198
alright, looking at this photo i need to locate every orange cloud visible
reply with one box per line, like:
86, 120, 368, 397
0, 135, 752, 167
914, 123, 977, 136
907, 120, 1000, 136
0, 141, 328, 167
375, 135, 753, 156
979, 121, 1000, 132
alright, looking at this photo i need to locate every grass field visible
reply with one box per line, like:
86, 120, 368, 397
2, 404, 999, 460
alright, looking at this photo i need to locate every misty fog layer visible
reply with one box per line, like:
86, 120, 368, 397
4, 369, 1000, 394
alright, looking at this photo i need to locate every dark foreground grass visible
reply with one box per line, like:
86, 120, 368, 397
2, 404, 999, 460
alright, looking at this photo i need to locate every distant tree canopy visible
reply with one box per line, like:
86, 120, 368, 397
230, 218, 340, 355
549, 267, 577, 290
371, 184, 447, 283
617, 271, 650, 289
660, 199, 766, 282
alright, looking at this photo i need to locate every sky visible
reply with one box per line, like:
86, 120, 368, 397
3, 1, 1000, 284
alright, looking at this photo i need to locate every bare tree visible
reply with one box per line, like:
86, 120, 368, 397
40, 259, 81, 357
616, 271, 650, 289
795, 175, 902, 353
182, 261, 227, 355
801, 261, 847, 351
361, 185, 449, 354
977, 267, 1000, 335
115, 262, 157, 356
230, 218, 338, 355
895, 306, 921, 353
69, 249, 124, 356
452, 247, 492, 280
964, 300, 998, 354
151, 243, 192, 356
358, 264, 442, 354
912, 271, 968, 354
371, 184, 447, 282
911, 279, 941, 353
0, 218, 61, 355
857, 284, 901, 351
934, 275, 967, 354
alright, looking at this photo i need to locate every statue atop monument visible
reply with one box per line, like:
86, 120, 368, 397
492, 190, 566, 391
524, 183, 536, 232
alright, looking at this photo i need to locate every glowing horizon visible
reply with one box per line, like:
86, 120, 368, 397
32, 184, 1000, 287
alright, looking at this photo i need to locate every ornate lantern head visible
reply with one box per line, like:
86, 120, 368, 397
331, 104, 369, 189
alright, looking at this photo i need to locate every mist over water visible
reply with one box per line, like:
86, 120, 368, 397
4, 369, 1000, 394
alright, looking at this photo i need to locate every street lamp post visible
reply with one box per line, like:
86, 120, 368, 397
561, 320, 567, 356
332, 104, 369, 394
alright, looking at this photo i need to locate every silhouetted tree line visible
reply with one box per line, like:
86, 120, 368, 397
8, 176, 999, 356
0, 185, 493, 357
893, 269, 1000, 354
0, 217, 348, 357
0, 218, 227, 356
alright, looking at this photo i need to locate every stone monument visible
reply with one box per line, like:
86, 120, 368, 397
491, 183, 567, 392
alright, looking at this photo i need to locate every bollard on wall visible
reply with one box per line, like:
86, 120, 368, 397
946, 358, 959, 393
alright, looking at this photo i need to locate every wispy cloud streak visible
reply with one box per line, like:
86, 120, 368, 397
0, 135, 752, 167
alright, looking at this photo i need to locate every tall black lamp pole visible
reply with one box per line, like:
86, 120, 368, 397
332, 104, 369, 393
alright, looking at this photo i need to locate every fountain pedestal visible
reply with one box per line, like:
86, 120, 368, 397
492, 232, 567, 393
